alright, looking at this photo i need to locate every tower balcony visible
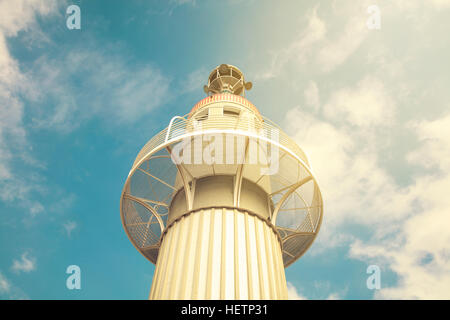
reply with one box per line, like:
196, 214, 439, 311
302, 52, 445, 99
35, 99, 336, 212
121, 93, 322, 268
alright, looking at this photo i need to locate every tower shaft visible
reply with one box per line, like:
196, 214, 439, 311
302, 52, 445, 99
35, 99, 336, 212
150, 207, 287, 299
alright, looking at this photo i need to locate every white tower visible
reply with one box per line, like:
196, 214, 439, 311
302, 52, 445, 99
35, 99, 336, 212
120, 64, 323, 299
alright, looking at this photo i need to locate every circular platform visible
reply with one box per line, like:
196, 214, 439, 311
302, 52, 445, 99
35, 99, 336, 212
120, 96, 323, 267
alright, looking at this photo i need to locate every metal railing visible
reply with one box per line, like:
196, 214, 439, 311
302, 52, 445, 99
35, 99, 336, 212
131, 112, 310, 171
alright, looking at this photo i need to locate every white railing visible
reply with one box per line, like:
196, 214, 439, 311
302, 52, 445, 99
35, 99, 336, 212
132, 113, 309, 170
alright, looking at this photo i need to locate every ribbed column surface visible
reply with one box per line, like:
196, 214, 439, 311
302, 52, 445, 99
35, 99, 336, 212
149, 208, 288, 299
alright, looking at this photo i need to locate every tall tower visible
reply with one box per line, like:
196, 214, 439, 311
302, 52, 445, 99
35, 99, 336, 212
120, 64, 323, 299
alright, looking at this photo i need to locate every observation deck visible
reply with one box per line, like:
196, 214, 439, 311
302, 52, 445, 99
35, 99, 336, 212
120, 92, 323, 268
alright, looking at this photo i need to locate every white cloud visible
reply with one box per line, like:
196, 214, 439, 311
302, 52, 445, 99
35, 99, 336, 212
431, 0, 450, 7
170, 0, 196, 6
393, 0, 450, 10
28, 50, 171, 131
0, 271, 11, 293
148, 0, 196, 16
326, 290, 346, 300
48, 193, 76, 214
349, 114, 450, 299
0, 0, 169, 221
0, 0, 59, 213
180, 67, 208, 94
262, 0, 450, 300
256, 6, 326, 80
257, 1, 450, 82
316, 14, 368, 73
287, 280, 347, 300
407, 115, 450, 170
287, 282, 307, 300
0, 270, 29, 299
304, 81, 320, 111
257, 3, 371, 79
29, 202, 44, 217
63, 221, 77, 237
287, 108, 412, 232
323, 76, 394, 127
286, 83, 450, 298
0, 0, 58, 37
11, 252, 36, 274
286, 105, 414, 257
0, 33, 26, 180
326, 292, 340, 300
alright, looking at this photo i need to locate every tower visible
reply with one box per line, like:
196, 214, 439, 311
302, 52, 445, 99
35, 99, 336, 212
120, 64, 323, 299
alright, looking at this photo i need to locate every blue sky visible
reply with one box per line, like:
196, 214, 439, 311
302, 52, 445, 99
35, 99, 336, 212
1, 0, 450, 299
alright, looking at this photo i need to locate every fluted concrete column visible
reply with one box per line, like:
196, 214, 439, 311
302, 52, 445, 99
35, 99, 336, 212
149, 207, 288, 300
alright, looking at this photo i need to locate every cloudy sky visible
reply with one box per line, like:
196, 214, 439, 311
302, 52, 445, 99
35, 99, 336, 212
1, 0, 449, 299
